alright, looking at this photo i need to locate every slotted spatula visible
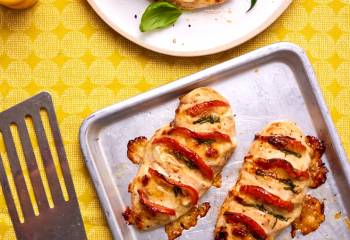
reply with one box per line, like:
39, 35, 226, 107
0, 92, 87, 240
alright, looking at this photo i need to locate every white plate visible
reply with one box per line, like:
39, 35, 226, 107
87, 0, 292, 56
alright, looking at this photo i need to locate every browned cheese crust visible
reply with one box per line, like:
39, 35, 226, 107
305, 136, 328, 188
165, 202, 211, 240
291, 195, 325, 237
127, 136, 148, 164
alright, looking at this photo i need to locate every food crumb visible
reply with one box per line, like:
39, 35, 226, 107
134, 14, 137, 19
334, 211, 341, 219
173, 38, 176, 44
226, 19, 232, 23
188, 24, 191, 27
345, 217, 350, 231
254, 68, 259, 73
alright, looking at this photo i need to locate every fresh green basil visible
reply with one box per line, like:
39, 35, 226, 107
281, 178, 298, 193
140, 1, 182, 32
170, 150, 197, 169
281, 149, 302, 158
247, 0, 257, 12
173, 186, 183, 197
196, 139, 216, 145
240, 201, 289, 221
193, 115, 220, 125
256, 169, 298, 193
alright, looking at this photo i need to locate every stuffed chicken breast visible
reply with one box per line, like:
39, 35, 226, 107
215, 121, 327, 240
123, 87, 236, 233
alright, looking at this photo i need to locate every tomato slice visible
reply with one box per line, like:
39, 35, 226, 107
186, 100, 228, 116
153, 137, 214, 179
168, 127, 231, 142
138, 189, 176, 216
240, 185, 294, 212
224, 212, 267, 240
148, 168, 199, 205
255, 135, 306, 154
255, 158, 309, 180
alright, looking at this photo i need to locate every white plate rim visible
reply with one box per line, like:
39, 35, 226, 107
87, 0, 292, 56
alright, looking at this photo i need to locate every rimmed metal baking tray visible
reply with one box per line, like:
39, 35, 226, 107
80, 42, 350, 240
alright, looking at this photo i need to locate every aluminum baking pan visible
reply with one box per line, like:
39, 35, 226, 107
80, 42, 350, 240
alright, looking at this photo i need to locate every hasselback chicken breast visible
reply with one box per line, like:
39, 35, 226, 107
215, 121, 327, 240
123, 87, 236, 234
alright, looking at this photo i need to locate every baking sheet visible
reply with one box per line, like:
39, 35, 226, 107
80, 43, 350, 240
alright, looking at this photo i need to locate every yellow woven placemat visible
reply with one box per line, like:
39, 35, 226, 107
0, 0, 349, 239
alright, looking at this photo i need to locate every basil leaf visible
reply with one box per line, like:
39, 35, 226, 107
140, 1, 182, 32
281, 179, 298, 193
196, 139, 215, 145
247, 0, 257, 12
281, 149, 302, 158
193, 115, 220, 124
240, 201, 289, 221
170, 150, 197, 169
173, 186, 183, 197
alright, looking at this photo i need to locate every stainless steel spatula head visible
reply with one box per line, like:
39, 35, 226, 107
0, 92, 87, 240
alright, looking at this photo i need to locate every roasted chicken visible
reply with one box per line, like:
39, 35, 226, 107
214, 121, 327, 240
123, 87, 236, 234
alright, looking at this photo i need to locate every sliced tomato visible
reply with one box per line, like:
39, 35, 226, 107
168, 126, 231, 142
153, 137, 214, 179
148, 168, 199, 205
138, 189, 176, 216
240, 185, 294, 212
255, 135, 306, 154
186, 100, 228, 116
224, 212, 267, 240
255, 158, 309, 180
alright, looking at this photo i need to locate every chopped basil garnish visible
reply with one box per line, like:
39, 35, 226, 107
171, 150, 197, 169
173, 186, 183, 197
184, 160, 197, 169
281, 179, 298, 193
241, 202, 289, 221
256, 169, 298, 193
196, 139, 215, 145
281, 149, 302, 158
140, 1, 182, 32
193, 115, 220, 124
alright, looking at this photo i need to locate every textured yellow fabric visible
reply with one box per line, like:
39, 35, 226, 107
0, 0, 349, 239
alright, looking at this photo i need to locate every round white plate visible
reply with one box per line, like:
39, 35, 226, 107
87, 0, 291, 56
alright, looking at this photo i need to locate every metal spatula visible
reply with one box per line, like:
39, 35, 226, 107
0, 92, 87, 240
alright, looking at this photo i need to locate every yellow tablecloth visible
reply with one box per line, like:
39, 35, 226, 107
0, 0, 349, 239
